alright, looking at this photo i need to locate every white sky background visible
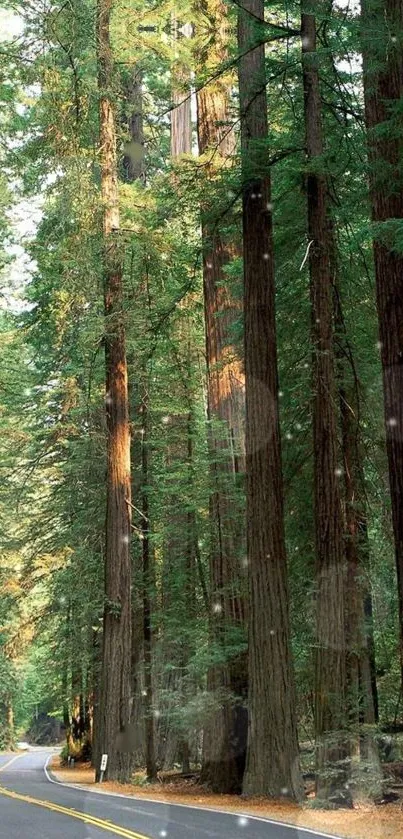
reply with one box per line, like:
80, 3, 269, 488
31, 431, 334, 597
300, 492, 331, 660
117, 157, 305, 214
0, 8, 23, 39
0, 8, 41, 312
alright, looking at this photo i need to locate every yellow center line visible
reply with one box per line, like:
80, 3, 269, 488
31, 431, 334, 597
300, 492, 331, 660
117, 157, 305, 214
0, 785, 150, 839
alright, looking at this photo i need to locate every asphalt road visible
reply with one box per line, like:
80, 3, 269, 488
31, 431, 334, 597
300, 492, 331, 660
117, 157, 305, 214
0, 750, 341, 839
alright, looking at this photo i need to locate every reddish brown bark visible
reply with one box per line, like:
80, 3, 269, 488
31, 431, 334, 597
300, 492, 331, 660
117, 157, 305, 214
196, 0, 247, 794
140, 397, 157, 781
301, 9, 350, 804
121, 63, 157, 779
95, 0, 132, 783
171, 16, 192, 158
238, 0, 301, 800
157, 403, 197, 771
361, 0, 403, 694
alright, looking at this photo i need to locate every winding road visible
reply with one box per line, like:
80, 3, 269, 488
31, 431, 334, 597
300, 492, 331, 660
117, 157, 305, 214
0, 750, 341, 839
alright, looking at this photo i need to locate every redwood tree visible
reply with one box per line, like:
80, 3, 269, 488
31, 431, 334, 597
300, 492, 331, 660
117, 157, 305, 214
301, 7, 350, 803
196, 0, 247, 794
361, 0, 403, 695
334, 279, 381, 795
122, 61, 156, 781
238, 0, 302, 800
95, 0, 133, 783
171, 15, 192, 158
140, 394, 157, 780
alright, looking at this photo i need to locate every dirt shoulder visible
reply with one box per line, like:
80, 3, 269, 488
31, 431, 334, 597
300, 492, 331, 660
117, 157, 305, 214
49, 758, 403, 839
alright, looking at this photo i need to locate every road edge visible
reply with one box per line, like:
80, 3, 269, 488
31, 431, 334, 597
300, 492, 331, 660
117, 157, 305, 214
0, 754, 23, 773
44, 755, 344, 839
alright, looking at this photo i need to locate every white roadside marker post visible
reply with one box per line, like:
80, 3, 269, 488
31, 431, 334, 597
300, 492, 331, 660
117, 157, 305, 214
99, 753, 108, 783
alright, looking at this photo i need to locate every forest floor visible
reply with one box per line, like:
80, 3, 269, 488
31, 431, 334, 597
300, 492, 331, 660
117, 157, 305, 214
50, 758, 403, 839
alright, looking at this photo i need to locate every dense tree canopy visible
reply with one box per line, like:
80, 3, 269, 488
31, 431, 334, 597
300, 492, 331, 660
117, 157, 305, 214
0, 0, 403, 815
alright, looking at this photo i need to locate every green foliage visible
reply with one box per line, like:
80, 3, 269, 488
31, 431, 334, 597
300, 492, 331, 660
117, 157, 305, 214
0, 0, 400, 798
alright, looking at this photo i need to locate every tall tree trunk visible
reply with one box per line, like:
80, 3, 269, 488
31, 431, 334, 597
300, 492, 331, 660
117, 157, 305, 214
340, 382, 382, 797
341, 386, 376, 728
171, 15, 192, 157
169, 28, 208, 779
141, 395, 157, 781
196, 0, 244, 467
361, 0, 403, 696
238, 0, 302, 800
334, 281, 381, 797
0, 696, 14, 750
364, 588, 379, 724
157, 407, 194, 771
121, 62, 151, 771
6, 701, 14, 744
196, 0, 247, 795
91, 623, 102, 770
62, 606, 73, 754
179, 403, 198, 775
96, 0, 133, 783
122, 67, 145, 184
301, 9, 350, 804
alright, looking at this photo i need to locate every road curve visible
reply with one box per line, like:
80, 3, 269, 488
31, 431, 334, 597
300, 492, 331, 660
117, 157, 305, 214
0, 750, 342, 839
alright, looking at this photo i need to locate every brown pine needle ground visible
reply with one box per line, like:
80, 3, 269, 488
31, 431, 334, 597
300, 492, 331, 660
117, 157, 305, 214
50, 758, 403, 839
